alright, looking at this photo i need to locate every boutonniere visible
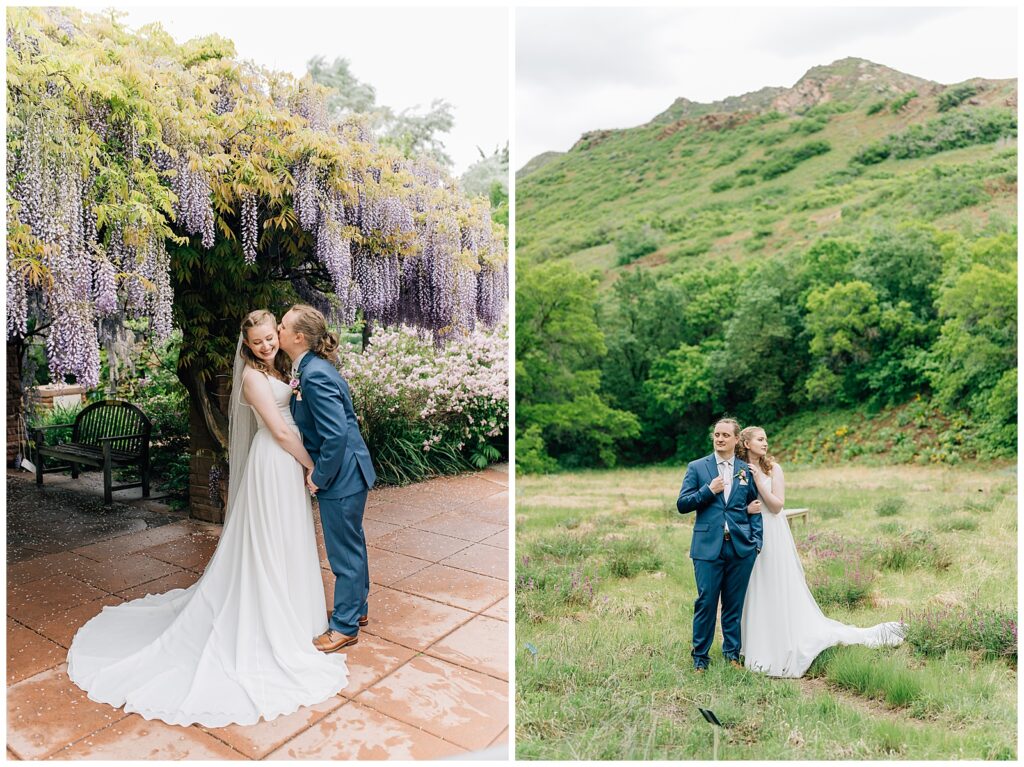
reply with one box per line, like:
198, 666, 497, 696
289, 376, 302, 402
735, 468, 748, 486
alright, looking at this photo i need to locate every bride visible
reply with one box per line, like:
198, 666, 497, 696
67, 310, 349, 727
738, 426, 903, 678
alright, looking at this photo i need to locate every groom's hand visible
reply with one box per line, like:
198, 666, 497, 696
709, 476, 725, 494
305, 468, 319, 495
747, 500, 762, 515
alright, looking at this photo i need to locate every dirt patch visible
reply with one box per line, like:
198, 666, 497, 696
810, 206, 842, 225
799, 676, 929, 729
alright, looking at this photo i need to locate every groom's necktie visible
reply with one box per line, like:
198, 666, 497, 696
719, 459, 733, 536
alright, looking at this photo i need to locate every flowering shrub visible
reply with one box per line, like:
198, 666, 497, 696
797, 531, 876, 608
900, 603, 1017, 666
337, 323, 508, 485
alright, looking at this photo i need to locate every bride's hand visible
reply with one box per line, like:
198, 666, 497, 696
747, 500, 762, 515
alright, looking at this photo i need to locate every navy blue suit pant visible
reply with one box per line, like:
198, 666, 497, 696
691, 537, 757, 668
318, 489, 370, 636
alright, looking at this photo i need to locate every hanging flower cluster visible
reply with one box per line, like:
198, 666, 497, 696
7, 7, 507, 393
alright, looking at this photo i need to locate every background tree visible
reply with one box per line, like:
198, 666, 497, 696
516, 260, 638, 469
307, 55, 456, 169
7, 8, 507, 518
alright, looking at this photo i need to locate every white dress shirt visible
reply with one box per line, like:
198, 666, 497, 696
718, 457, 734, 534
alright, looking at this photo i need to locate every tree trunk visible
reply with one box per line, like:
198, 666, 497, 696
7, 340, 25, 466
177, 358, 231, 523
361, 320, 372, 352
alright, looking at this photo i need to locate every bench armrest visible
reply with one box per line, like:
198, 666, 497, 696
97, 432, 150, 443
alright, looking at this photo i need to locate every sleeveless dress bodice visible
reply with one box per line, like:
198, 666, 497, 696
252, 375, 298, 431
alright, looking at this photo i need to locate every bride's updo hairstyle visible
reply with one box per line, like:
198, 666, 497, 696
289, 304, 340, 362
240, 310, 289, 380
737, 426, 776, 476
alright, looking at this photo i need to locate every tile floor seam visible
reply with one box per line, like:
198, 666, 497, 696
420, 645, 509, 684
27, 704, 134, 760
111, 566, 195, 598
432, 559, 509, 581
194, 726, 258, 760
345, 693, 482, 753
69, 522, 191, 562
368, 582, 499, 616
197, 696, 352, 760
41, 567, 174, 603
359, 602, 481, 656
403, 524, 498, 543
7, 615, 69, 670
371, 536, 476, 561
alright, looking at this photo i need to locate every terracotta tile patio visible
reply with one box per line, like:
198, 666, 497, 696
6, 464, 510, 760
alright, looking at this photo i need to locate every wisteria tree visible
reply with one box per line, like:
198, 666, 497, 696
6, 8, 507, 518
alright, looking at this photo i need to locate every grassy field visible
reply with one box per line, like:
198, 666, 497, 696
515, 463, 1017, 760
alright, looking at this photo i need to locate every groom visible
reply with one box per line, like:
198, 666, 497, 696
676, 417, 762, 672
278, 305, 377, 653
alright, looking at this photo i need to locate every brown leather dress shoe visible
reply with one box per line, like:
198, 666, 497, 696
313, 629, 358, 653
358, 614, 368, 627
729, 659, 744, 670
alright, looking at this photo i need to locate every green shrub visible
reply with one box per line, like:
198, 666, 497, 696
517, 425, 558, 475
867, 100, 888, 115
515, 558, 600, 615
27, 401, 83, 447
900, 602, 1016, 664
605, 536, 662, 578
877, 521, 904, 535
792, 116, 828, 134
853, 108, 1016, 165
534, 532, 601, 561
710, 177, 734, 193
934, 515, 978, 532
938, 84, 978, 112
875, 496, 905, 517
758, 140, 831, 180
825, 646, 921, 707
890, 90, 917, 113
808, 555, 874, 608
875, 530, 953, 572
615, 223, 663, 265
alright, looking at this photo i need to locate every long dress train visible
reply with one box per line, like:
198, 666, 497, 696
67, 374, 347, 727
741, 471, 903, 678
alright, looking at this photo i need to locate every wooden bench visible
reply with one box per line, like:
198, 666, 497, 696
34, 400, 152, 505
784, 507, 809, 527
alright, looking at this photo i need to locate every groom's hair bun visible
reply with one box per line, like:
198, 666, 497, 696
290, 304, 340, 361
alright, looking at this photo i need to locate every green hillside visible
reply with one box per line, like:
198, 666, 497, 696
515, 58, 1017, 472
517, 58, 1016, 278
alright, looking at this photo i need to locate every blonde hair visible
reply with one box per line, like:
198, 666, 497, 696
736, 426, 776, 475
240, 310, 288, 380
289, 304, 340, 361
710, 416, 740, 438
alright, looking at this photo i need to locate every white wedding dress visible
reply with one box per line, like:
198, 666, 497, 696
741, 471, 903, 678
67, 373, 348, 727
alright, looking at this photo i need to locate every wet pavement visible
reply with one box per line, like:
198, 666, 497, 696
6, 464, 510, 760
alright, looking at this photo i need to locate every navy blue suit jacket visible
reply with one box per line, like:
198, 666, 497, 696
290, 352, 376, 499
676, 453, 762, 560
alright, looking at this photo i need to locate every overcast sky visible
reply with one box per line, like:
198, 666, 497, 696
119, 7, 508, 175
517, 6, 1018, 167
